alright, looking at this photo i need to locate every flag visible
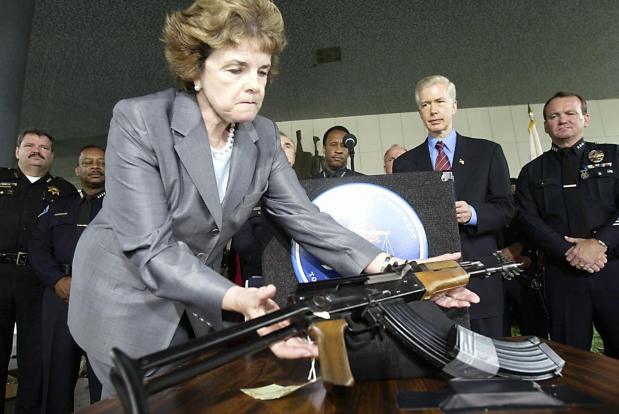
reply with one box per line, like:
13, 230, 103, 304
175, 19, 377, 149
528, 104, 543, 160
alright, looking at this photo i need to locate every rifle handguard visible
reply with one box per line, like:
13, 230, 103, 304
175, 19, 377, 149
412, 260, 470, 299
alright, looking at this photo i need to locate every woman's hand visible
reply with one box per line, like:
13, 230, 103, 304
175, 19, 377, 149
222, 284, 318, 359
363, 252, 392, 273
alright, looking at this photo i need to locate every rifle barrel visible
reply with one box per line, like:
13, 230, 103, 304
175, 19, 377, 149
146, 323, 303, 394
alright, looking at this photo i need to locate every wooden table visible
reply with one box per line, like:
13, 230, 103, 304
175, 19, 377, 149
78, 340, 619, 413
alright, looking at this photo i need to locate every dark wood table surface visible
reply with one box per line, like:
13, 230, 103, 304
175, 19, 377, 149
77, 340, 619, 413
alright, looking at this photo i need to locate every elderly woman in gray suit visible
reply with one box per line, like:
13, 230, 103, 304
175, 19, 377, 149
67, 0, 477, 396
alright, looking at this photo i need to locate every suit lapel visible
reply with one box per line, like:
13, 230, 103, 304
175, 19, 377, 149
412, 140, 434, 170
171, 92, 223, 229
222, 122, 258, 212
452, 134, 471, 198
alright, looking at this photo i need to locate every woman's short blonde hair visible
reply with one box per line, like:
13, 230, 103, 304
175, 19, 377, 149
163, 0, 287, 92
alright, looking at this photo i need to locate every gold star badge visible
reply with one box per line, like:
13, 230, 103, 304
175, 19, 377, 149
47, 186, 60, 196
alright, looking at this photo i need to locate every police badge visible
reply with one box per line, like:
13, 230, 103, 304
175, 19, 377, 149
47, 186, 60, 196
588, 149, 604, 163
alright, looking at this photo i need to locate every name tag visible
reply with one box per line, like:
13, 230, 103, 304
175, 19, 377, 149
0, 182, 17, 195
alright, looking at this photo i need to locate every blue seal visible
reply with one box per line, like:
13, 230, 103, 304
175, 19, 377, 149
291, 183, 428, 283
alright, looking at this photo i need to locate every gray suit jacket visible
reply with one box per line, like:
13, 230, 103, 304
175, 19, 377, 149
67, 89, 379, 363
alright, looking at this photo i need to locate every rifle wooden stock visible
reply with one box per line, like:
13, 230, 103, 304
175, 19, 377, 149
414, 260, 470, 299
309, 320, 354, 386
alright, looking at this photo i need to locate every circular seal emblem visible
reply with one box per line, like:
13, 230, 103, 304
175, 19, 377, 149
291, 183, 428, 283
588, 149, 604, 163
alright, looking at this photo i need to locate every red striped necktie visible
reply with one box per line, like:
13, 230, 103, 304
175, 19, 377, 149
434, 141, 451, 171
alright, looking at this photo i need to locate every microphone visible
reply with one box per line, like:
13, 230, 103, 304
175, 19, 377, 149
343, 133, 357, 151
342, 133, 357, 172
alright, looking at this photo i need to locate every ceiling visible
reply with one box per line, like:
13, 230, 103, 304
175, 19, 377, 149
18, 0, 619, 155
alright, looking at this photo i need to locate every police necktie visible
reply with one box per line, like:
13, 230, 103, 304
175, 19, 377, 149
434, 141, 451, 171
561, 149, 590, 237
75, 197, 92, 240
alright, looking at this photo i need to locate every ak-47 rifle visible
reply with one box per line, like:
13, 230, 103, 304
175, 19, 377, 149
110, 258, 562, 414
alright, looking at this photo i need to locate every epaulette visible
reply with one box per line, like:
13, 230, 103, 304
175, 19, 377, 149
0, 167, 19, 180
587, 141, 618, 152
0, 168, 19, 195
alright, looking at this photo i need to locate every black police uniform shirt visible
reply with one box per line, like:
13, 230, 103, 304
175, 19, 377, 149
0, 167, 77, 255
517, 139, 619, 261
311, 166, 365, 179
29, 190, 105, 287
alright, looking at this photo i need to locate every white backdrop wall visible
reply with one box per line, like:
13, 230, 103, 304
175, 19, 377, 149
276, 98, 619, 178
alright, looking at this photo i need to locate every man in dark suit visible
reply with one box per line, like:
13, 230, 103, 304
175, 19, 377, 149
393, 75, 514, 337
30, 145, 105, 413
312, 126, 364, 178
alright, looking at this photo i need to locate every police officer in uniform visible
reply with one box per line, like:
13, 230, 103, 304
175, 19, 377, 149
30, 145, 105, 413
517, 92, 619, 358
312, 126, 364, 178
0, 129, 76, 414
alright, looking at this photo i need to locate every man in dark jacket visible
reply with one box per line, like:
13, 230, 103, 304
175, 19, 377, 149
0, 128, 76, 414
30, 145, 106, 413
312, 126, 364, 178
517, 92, 619, 358
394, 75, 514, 337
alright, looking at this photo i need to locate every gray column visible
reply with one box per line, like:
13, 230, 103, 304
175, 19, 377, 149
0, 0, 35, 167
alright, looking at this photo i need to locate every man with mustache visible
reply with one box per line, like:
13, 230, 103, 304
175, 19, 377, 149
30, 145, 105, 413
312, 126, 364, 178
0, 129, 76, 414
393, 75, 514, 338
